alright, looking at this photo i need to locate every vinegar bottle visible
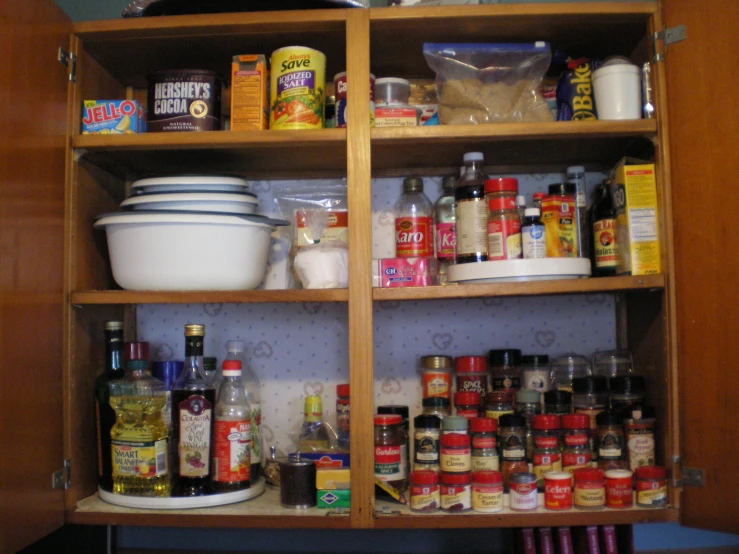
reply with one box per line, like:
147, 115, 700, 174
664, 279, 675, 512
455, 152, 488, 264
395, 176, 433, 258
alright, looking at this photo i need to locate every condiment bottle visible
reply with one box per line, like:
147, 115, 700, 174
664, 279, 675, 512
419, 355, 453, 400
498, 413, 528, 488
472, 470, 504, 513
489, 348, 522, 396
532, 414, 562, 489
455, 355, 488, 395
454, 391, 481, 419
298, 395, 331, 453
413, 414, 441, 472
562, 413, 591, 474
410, 470, 440, 513
442, 415, 469, 436
605, 469, 634, 508
521, 208, 547, 259
395, 176, 433, 258
623, 405, 656, 471
516, 194, 527, 225
212, 360, 251, 492
522, 354, 551, 393
544, 472, 573, 511
378, 405, 410, 477
374, 414, 408, 494
532, 191, 546, 212
596, 410, 627, 470
434, 175, 457, 285
455, 152, 488, 264
470, 417, 499, 472
542, 182, 578, 257
591, 177, 618, 276
485, 177, 522, 261
586, 179, 607, 273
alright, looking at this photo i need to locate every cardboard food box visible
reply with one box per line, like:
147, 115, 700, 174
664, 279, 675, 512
316, 468, 351, 490
299, 451, 350, 469
81, 100, 145, 134
376, 257, 438, 287
611, 157, 661, 275
230, 54, 268, 131
316, 489, 351, 509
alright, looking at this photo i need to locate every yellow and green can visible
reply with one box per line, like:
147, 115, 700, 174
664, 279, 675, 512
269, 46, 326, 130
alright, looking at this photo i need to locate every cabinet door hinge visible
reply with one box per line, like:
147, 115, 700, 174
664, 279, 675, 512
671, 455, 704, 488
52, 459, 71, 490
57, 47, 77, 82
652, 24, 687, 63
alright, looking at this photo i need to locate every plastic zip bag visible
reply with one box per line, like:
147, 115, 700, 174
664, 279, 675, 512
423, 42, 553, 124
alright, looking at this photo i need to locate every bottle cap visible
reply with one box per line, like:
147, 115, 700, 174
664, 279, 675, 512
596, 410, 623, 427
441, 415, 469, 431
611, 375, 646, 395
410, 470, 439, 485
469, 417, 497, 433
635, 465, 666, 480
374, 414, 402, 426
422, 397, 450, 409
104, 321, 123, 331
441, 433, 470, 447
566, 165, 586, 176
455, 356, 487, 373
420, 355, 453, 369
454, 391, 481, 406
532, 414, 561, 430
521, 354, 549, 366
222, 359, 242, 377
533, 192, 547, 200
572, 375, 608, 394
441, 471, 471, 485
483, 177, 518, 194
605, 469, 633, 480
463, 152, 484, 163
544, 389, 572, 406
304, 395, 324, 418
151, 360, 183, 390
548, 182, 577, 197
472, 470, 502, 485
226, 339, 246, 353
485, 391, 513, 405
508, 472, 537, 485
523, 208, 541, 218
126, 359, 148, 371
337, 383, 350, 397
124, 341, 149, 362
403, 176, 424, 193
545, 471, 572, 482
442, 175, 457, 191
488, 349, 522, 367
516, 194, 526, 206
184, 324, 205, 337
561, 413, 589, 429
623, 404, 656, 420
414, 414, 442, 429
377, 405, 409, 421
515, 389, 541, 404
498, 413, 526, 428
573, 467, 605, 482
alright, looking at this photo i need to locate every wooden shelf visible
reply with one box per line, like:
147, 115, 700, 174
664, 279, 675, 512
68, 487, 351, 529
373, 274, 664, 302
371, 121, 657, 174
73, 129, 348, 180
70, 288, 349, 305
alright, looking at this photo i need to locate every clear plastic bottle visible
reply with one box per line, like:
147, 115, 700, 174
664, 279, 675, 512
212, 360, 251, 492
395, 176, 433, 258
434, 175, 457, 284
566, 165, 589, 259
298, 395, 331, 452
521, 208, 546, 260
223, 340, 263, 480
455, 152, 488, 264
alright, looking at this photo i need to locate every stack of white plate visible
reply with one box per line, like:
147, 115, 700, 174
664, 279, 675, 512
121, 175, 258, 215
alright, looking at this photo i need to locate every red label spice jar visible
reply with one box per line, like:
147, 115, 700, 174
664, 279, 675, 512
573, 468, 606, 510
455, 356, 488, 395
499, 413, 528, 489
409, 469, 440, 513
440, 471, 472, 512
440, 432, 471, 474
419, 355, 453, 400
635, 465, 668, 508
532, 414, 562, 489
562, 413, 591, 474
544, 471, 573, 511
374, 414, 408, 494
470, 417, 499, 472
509, 472, 538, 511
485, 177, 522, 261
483, 391, 514, 421
454, 391, 481, 419
471, 470, 504, 513
605, 469, 634, 509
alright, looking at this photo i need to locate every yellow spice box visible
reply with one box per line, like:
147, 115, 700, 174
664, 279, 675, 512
316, 467, 350, 490
612, 157, 662, 276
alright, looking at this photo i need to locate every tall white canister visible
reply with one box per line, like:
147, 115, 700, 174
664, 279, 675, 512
592, 61, 642, 120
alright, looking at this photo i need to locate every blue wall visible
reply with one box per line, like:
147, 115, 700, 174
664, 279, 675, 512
53, 0, 739, 550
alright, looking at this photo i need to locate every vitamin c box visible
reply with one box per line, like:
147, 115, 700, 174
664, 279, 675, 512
81, 100, 145, 134
230, 54, 268, 131
611, 157, 661, 275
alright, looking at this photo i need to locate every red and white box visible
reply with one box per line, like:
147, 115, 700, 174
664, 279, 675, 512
375, 257, 438, 287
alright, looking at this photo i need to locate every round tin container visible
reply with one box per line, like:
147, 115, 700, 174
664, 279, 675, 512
270, 46, 326, 130
509, 472, 538, 511
147, 69, 222, 132
279, 454, 317, 509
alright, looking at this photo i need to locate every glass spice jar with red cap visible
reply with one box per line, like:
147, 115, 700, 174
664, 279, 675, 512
454, 391, 481, 419
562, 413, 591, 474
472, 470, 504, 513
455, 356, 488, 395
485, 177, 522, 261
532, 414, 562, 489
573, 467, 606, 510
409, 469, 440, 513
470, 417, 499, 472
635, 465, 668, 508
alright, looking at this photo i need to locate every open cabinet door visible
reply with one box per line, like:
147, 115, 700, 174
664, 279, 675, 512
0, 0, 70, 552
662, 0, 739, 535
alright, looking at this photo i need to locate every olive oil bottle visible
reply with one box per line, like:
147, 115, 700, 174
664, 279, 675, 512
109, 359, 170, 496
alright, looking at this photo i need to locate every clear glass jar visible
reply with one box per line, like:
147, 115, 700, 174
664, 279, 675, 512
562, 413, 591, 474
419, 355, 453, 400
489, 348, 522, 396
572, 375, 609, 458
544, 389, 572, 416
454, 391, 481, 420
498, 413, 528, 488
532, 414, 562, 489
596, 410, 627, 470
484, 178, 521, 261
522, 354, 551, 393
413, 414, 441, 472
483, 391, 514, 421
374, 413, 408, 493
550, 353, 591, 391
515, 389, 541, 461
592, 349, 633, 380
410, 470, 440, 513
455, 355, 488, 395
422, 397, 450, 419
470, 417, 499, 472
610, 375, 646, 414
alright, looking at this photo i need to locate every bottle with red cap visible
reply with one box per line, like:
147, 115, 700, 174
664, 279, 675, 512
532, 414, 562, 489
395, 176, 433, 258
472, 470, 504, 512
470, 417, 499, 472
454, 356, 488, 395
635, 465, 668, 508
562, 413, 591, 474
485, 177, 522, 261
409, 469, 440, 513
454, 391, 481, 419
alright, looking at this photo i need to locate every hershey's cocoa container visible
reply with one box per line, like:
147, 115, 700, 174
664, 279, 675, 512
147, 69, 222, 132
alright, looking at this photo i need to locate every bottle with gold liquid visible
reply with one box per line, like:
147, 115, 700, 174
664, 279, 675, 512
297, 395, 331, 452
109, 359, 170, 496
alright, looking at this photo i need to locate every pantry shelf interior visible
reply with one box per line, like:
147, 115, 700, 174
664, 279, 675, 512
69, 289, 350, 305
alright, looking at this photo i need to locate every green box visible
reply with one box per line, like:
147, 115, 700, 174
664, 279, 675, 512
316, 488, 351, 509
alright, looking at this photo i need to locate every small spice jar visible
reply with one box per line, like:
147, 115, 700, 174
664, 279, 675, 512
610, 375, 646, 414
489, 348, 522, 396
413, 414, 441, 472
562, 413, 591, 474
544, 389, 572, 416
409, 470, 440, 513
419, 355, 453, 400
623, 405, 656, 471
455, 356, 488, 395
532, 414, 562, 489
573, 468, 606, 510
484, 178, 522, 261
550, 353, 591, 392
515, 389, 542, 460
422, 397, 450, 419
572, 376, 609, 432
470, 417, 499, 472
484, 391, 514, 421
605, 469, 634, 509
596, 410, 627, 470
472, 470, 504, 513
442, 415, 469, 436
454, 391, 481, 420
374, 414, 408, 493
440, 471, 472, 512
544, 471, 573, 511
509, 472, 538, 511
635, 465, 667, 508
440, 433, 471, 474
522, 354, 551, 393
499, 413, 528, 488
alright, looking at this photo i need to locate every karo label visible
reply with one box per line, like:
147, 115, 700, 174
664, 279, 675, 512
396, 216, 432, 257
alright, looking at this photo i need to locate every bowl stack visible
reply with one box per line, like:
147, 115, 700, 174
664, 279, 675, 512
94, 175, 287, 291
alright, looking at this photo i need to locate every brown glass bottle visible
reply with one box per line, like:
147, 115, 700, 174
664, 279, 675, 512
455, 152, 488, 264
172, 324, 216, 496
592, 179, 618, 277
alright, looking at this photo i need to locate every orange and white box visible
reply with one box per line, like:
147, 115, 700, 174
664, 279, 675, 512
374, 105, 418, 127
230, 54, 269, 131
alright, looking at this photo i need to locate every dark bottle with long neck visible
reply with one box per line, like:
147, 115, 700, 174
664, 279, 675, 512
172, 324, 216, 496
94, 320, 125, 492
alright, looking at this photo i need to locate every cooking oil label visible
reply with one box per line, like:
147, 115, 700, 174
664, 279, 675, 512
178, 395, 213, 477
112, 439, 167, 477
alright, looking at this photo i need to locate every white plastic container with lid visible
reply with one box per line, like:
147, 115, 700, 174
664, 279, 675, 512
375, 77, 411, 105
592, 62, 642, 120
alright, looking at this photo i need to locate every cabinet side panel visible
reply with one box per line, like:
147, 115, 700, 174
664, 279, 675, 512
662, 0, 739, 534
0, 0, 70, 550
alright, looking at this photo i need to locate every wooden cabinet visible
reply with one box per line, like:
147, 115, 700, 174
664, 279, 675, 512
3, 1, 739, 551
